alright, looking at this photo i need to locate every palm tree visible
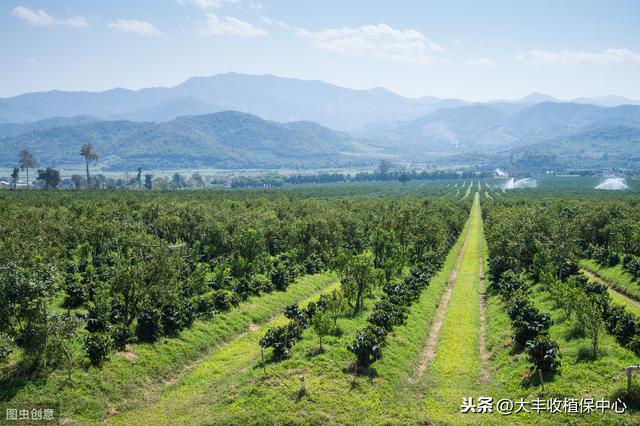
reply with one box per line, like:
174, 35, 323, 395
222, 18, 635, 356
80, 144, 99, 189
19, 149, 36, 188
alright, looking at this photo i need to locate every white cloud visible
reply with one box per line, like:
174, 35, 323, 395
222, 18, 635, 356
260, 16, 289, 29
465, 57, 496, 67
108, 19, 161, 36
290, 23, 444, 64
178, 0, 241, 9
11, 6, 87, 28
198, 14, 267, 37
249, 2, 264, 9
517, 48, 640, 65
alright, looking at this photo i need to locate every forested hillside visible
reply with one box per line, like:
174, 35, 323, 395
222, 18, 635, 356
0, 111, 375, 169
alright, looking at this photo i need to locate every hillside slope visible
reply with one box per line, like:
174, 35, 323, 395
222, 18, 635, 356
0, 111, 375, 170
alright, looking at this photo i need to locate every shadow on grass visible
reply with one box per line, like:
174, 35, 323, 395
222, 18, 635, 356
575, 346, 604, 363
331, 327, 344, 337
258, 354, 285, 368
342, 363, 378, 390
0, 359, 53, 401
612, 384, 640, 411
521, 368, 559, 390
564, 324, 586, 341
305, 347, 325, 358
509, 341, 525, 356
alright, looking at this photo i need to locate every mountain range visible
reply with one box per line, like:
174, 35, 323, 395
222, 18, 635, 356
1, 72, 640, 171
0, 111, 377, 170
364, 102, 640, 152
3, 72, 638, 131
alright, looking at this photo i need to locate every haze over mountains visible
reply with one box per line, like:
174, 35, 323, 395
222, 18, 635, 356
3, 72, 639, 130
0, 72, 471, 131
1, 72, 639, 171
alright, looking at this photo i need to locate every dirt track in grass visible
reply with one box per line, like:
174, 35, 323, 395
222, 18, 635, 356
417, 212, 472, 376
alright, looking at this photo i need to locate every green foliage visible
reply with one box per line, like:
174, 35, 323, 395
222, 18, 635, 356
0, 334, 12, 364
111, 324, 132, 351
36, 167, 61, 189
84, 334, 112, 367
319, 289, 345, 333
259, 325, 295, 361
311, 311, 333, 351
526, 335, 561, 373
348, 325, 387, 369
334, 251, 382, 313
0, 263, 61, 368
613, 312, 638, 347
573, 291, 607, 358
512, 305, 551, 345
136, 307, 162, 343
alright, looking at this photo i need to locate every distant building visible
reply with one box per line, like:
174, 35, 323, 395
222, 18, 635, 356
495, 168, 508, 178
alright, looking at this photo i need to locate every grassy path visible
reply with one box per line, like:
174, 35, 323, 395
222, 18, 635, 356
580, 259, 640, 301
582, 269, 640, 316
416, 227, 471, 375
422, 192, 485, 424
477, 235, 490, 385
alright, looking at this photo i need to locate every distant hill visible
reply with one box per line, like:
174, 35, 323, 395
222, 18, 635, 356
517, 92, 561, 104
520, 126, 640, 170
110, 96, 223, 122
0, 111, 378, 170
358, 102, 640, 167
0, 73, 469, 131
572, 95, 640, 107
0, 115, 99, 138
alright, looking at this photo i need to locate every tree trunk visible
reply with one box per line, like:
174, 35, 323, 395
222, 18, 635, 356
85, 159, 91, 190
26, 167, 29, 189
61, 341, 73, 382
356, 286, 363, 313
538, 369, 545, 392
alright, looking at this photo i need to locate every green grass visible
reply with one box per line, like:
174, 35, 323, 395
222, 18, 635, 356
105, 196, 475, 425
608, 291, 640, 317
580, 259, 640, 301
422, 192, 483, 424
1, 273, 338, 424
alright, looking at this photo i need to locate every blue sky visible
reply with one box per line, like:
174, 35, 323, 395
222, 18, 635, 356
1, 0, 639, 101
